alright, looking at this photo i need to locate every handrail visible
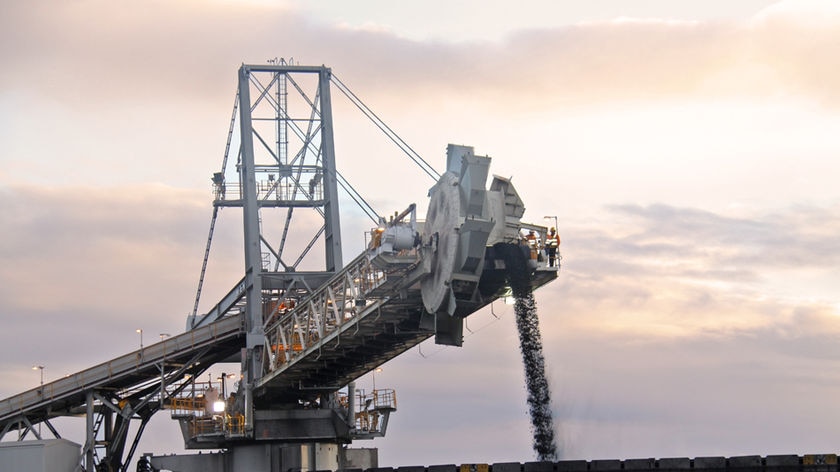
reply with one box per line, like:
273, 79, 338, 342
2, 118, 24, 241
260, 247, 422, 384
0, 315, 245, 426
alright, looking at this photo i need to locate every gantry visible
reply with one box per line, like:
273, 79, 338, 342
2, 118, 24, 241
0, 62, 558, 472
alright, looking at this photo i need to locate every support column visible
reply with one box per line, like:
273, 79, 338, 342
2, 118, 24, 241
238, 64, 265, 435
84, 391, 95, 472
318, 66, 343, 272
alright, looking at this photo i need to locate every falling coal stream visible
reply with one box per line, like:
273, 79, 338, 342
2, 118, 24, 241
496, 242, 558, 461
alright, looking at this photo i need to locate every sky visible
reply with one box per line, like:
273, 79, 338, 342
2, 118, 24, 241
2, 0, 840, 467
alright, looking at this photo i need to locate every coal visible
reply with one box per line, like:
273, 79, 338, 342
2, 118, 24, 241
495, 242, 558, 461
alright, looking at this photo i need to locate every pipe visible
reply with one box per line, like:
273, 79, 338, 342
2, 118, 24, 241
347, 382, 356, 428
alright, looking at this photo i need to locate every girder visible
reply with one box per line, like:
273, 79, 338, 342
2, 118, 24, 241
0, 315, 245, 432
255, 245, 557, 403
0, 314, 245, 470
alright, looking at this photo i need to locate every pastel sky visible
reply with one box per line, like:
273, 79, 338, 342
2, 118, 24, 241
2, 0, 840, 467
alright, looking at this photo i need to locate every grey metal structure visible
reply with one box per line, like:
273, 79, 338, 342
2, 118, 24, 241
218, 64, 342, 437
0, 315, 246, 470
0, 63, 559, 472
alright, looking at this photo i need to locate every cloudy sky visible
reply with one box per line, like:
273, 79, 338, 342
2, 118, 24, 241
3, 0, 840, 467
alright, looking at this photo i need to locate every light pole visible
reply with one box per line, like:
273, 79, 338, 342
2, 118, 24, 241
371, 367, 383, 393
32, 365, 44, 388
217, 373, 228, 400
159, 333, 170, 408
214, 373, 235, 432
216, 373, 236, 400
543, 215, 558, 232
32, 365, 44, 436
136, 328, 143, 350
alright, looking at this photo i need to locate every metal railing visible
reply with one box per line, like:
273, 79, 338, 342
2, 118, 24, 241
262, 249, 420, 373
0, 315, 245, 428
338, 388, 397, 435
184, 413, 245, 438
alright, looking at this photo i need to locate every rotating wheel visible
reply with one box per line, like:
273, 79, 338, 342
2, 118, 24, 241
420, 172, 461, 314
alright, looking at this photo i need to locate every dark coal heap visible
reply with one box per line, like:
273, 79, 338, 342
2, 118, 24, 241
495, 242, 558, 461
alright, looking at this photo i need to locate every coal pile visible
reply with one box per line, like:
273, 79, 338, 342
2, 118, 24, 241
495, 242, 558, 461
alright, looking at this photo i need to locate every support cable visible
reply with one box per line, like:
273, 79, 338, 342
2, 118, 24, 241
331, 74, 441, 182
191, 91, 239, 319
335, 170, 380, 225
250, 74, 381, 225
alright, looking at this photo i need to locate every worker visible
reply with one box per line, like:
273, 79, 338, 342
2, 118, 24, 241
227, 392, 237, 413
308, 170, 322, 197
544, 227, 561, 267
525, 230, 539, 261
369, 226, 385, 250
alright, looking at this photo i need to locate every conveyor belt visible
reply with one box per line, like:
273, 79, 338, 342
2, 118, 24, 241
0, 250, 556, 431
0, 314, 245, 434
255, 248, 558, 402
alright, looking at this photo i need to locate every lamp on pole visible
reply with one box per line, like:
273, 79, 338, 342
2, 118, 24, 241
136, 328, 143, 350
32, 365, 44, 436
372, 367, 383, 393
32, 365, 44, 388
216, 373, 236, 399
543, 215, 558, 232
214, 373, 236, 420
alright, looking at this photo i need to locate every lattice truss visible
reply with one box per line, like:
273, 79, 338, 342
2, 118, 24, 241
216, 67, 335, 273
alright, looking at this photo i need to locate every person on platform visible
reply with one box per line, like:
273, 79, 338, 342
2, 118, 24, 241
525, 230, 539, 261
544, 227, 560, 267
